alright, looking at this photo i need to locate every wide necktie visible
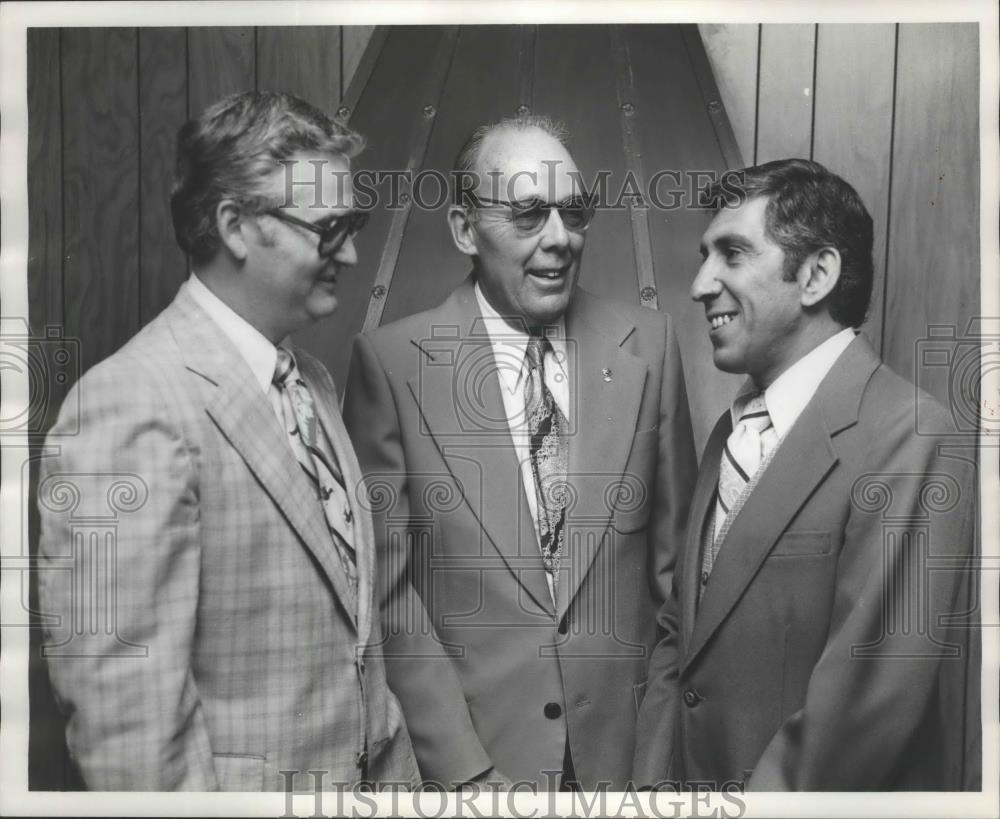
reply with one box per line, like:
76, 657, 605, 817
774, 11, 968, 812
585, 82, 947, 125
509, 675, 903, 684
523, 336, 569, 591
273, 347, 358, 601
704, 392, 778, 577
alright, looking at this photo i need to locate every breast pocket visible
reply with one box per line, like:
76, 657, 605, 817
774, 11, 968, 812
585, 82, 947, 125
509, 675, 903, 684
213, 753, 265, 791
611, 428, 657, 533
769, 530, 832, 557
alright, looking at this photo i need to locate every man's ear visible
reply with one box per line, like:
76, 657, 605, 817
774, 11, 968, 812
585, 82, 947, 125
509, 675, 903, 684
798, 246, 841, 308
448, 205, 478, 257
216, 199, 250, 262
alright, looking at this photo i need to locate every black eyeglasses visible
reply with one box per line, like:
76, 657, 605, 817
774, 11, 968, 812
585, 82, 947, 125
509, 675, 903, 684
470, 194, 596, 236
265, 208, 369, 256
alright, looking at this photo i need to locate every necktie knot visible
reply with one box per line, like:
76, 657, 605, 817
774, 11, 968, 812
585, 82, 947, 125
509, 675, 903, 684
737, 392, 772, 434
273, 347, 296, 388
524, 335, 551, 373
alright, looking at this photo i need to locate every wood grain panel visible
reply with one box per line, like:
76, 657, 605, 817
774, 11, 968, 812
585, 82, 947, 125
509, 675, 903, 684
27, 29, 64, 351
292, 26, 452, 390
532, 25, 637, 303
381, 25, 522, 328
187, 27, 255, 116
61, 28, 140, 374
698, 23, 758, 169
884, 23, 979, 404
257, 26, 341, 114
629, 24, 744, 445
343, 25, 376, 94
756, 24, 816, 164
812, 24, 895, 354
27, 30, 80, 790
138, 28, 189, 325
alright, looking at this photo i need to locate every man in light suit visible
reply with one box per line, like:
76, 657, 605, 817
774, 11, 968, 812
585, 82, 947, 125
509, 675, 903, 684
37, 92, 417, 791
633, 159, 980, 790
343, 117, 697, 790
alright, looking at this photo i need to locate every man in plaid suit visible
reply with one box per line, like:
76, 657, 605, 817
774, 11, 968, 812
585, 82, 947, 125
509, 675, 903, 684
37, 92, 417, 791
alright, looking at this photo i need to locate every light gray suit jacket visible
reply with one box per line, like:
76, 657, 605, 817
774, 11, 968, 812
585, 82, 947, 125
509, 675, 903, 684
634, 335, 980, 790
344, 277, 697, 789
37, 282, 417, 790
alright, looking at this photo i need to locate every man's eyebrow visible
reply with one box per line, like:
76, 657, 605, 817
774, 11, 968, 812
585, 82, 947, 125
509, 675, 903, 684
707, 231, 753, 250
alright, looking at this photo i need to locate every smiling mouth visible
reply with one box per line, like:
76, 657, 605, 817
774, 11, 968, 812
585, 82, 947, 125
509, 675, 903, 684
528, 266, 569, 281
708, 311, 738, 329
317, 266, 339, 285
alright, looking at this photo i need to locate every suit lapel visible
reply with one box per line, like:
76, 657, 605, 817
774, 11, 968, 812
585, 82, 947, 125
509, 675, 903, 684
166, 285, 358, 625
685, 408, 837, 668
684, 334, 880, 669
406, 279, 553, 615
680, 416, 729, 649
557, 294, 647, 621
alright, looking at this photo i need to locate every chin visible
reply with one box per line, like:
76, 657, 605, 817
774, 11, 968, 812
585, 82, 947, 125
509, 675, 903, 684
526, 295, 573, 325
307, 297, 339, 322
711, 349, 746, 376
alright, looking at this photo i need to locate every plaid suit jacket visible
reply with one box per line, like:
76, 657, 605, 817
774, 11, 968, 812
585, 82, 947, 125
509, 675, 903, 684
37, 282, 417, 791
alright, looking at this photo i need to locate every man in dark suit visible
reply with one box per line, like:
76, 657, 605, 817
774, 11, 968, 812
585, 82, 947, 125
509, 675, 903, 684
633, 158, 980, 790
343, 117, 697, 790
37, 92, 417, 790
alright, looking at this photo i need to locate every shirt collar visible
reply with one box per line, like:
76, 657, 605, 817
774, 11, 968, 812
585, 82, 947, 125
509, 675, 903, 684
731, 328, 857, 438
186, 273, 284, 394
473, 281, 568, 395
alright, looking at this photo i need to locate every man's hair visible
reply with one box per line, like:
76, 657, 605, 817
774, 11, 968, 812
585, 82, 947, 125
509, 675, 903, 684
452, 115, 569, 204
712, 158, 875, 328
170, 91, 364, 264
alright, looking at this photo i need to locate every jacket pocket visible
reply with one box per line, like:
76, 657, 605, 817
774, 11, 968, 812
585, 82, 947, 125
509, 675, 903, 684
769, 530, 831, 556
213, 753, 265, 791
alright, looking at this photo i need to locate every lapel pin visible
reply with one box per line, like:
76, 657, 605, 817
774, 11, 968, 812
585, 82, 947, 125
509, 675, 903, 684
602, 367, 613, 382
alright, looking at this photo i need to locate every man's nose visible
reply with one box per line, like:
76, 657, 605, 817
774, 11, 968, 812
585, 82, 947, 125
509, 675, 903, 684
538, 207, 570, 249
333, 233, 358, 266
691, 258, 721, 302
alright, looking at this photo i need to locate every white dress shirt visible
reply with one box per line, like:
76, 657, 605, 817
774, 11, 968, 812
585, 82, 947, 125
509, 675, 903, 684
732, 327, 857, 438
707, 328, 857, 559
187, 273, 287, 425
474, 282, 571, 601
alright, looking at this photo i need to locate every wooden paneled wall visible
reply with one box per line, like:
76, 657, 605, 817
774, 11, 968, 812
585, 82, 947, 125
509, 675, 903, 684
28, 26, 375, 384
28, 24, 981, 432
700, 23, 980, 402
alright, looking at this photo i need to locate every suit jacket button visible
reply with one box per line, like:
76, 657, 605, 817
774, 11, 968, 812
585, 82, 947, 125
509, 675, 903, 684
700, 571, 709, 586
544, 702, 562, 719
683, 688, 701, 707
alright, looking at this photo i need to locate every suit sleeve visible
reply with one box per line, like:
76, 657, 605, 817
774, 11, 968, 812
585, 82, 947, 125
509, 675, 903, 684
632, 316, 697, 786
37, 360, 217, 790
632, 588, 682, 786
748, 400, 978, 791
343, 333, 493, 786
649, 316, 698, 605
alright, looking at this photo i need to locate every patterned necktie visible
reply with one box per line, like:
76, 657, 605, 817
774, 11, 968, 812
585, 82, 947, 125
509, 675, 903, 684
524, 336, 569, 588
273, 347, 358, 600
712, 392, 777, 546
